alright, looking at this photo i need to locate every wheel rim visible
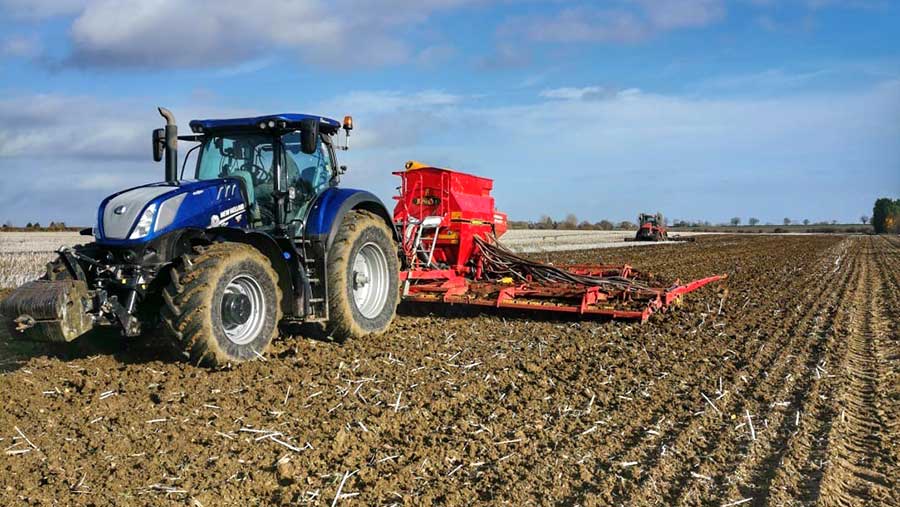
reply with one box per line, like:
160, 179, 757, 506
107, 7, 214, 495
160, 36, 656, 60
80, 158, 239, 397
352, 242, 390, 319
221, 274, 266, 345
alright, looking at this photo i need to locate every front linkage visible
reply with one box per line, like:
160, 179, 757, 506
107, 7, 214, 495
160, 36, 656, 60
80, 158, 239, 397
1, 244, 161, 342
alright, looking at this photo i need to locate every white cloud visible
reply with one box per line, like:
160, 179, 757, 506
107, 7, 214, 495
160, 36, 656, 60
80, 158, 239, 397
74, 173, 137, 190
699, 68, 834, 92
476, 42, 532, 70
328, 90, 466, 115
805, 0, 887, 9
540, 86, 612, 100
0, 95, 253, 160
0, 95, 255, 226
0, 35, 41, 58
0, 95, 148, 159
9, 0, 489, 69
415, 45, 458, 67
505, 1, 725, 45
635, 0, 725, 30
519, 8, 648, 44
2, 79, 898, 226
539, 86, 643, 101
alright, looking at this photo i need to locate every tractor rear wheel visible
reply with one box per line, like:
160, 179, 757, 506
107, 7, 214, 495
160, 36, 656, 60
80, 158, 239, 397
325, 210, 399, 341
161, 242, 282, 367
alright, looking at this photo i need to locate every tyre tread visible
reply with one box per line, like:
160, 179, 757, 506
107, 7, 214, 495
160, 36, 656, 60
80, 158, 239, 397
161, 242, 282, 367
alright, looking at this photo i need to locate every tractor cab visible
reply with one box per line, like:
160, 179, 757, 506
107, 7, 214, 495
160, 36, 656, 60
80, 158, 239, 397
638, 213, 661, 227
186, 113, 350, 236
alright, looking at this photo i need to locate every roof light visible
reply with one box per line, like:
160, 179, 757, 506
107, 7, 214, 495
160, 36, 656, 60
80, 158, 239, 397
259, 121, 266, 129
343, 115, 353, 131
267, 120, 276, 128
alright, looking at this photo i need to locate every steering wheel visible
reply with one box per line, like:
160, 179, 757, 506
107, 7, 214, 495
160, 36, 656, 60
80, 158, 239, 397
243, 162, 270, 186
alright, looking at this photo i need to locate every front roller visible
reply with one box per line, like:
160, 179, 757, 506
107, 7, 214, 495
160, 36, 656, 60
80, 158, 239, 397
0, 280, 94, 342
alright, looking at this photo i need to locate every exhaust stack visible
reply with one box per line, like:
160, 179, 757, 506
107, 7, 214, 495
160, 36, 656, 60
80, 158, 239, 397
158, 107, 178, 183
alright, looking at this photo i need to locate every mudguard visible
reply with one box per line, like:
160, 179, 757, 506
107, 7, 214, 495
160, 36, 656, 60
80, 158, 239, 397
304, 187, 396, 250
195, 227, 300, 318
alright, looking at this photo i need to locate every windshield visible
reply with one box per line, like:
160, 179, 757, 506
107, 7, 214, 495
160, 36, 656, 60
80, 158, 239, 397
195, 134, 275, 184
192, 132, 335, 229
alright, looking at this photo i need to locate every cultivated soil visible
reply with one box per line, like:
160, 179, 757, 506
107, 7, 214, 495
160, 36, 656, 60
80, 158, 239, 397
0, 235, 896, 506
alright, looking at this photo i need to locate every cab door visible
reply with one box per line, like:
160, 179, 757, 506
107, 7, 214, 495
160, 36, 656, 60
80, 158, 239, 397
280, 132, 335, 230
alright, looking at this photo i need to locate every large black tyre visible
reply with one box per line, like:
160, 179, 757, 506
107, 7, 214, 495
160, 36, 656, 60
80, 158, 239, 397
325, 210, 400, 341
161, 243, 282, 367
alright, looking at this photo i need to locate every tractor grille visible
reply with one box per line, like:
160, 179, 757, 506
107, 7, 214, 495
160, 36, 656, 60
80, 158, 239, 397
101, 186, 173, 239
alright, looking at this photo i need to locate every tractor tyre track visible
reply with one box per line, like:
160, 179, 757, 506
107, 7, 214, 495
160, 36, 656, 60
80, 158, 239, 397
556, 237, 843, 504
617, 239, 859, 506
815, 237, 898, 507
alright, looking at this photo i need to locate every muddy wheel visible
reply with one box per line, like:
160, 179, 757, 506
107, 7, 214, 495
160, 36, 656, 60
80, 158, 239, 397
325, 210, 399, 341
161, 243, 282, 367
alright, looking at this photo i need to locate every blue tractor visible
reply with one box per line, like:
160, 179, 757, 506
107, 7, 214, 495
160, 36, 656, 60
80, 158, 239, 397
1, 108, 400, 366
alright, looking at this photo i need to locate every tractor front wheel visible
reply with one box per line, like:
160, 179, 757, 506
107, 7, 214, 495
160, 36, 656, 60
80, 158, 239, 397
161, 243, 282, 367
325, 210, 399, 341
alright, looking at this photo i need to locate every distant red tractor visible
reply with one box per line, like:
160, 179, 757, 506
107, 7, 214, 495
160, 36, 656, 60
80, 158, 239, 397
635, 213, 668, 241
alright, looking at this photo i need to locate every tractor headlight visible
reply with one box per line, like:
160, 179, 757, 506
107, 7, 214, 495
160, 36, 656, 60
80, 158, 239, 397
128, 203, 157, 239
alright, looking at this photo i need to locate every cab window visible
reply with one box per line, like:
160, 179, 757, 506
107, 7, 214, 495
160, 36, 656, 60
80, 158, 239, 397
195, 134, 276, 226
281, 132, 333, 197
196, 134, 274, 184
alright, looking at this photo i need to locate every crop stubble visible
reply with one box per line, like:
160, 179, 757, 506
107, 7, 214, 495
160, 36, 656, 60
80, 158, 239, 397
0, 235, 896, 506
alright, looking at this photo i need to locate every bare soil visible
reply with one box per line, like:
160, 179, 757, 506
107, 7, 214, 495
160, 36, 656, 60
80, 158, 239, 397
0, 235, 896, 506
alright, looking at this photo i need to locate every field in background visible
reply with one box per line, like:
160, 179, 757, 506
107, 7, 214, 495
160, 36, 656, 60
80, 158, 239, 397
0, 232, 83, 287
498, 230, 709, 252
669, 223, 872, 234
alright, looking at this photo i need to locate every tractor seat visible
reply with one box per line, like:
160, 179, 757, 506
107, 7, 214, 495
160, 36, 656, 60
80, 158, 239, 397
301, 165, 327, 193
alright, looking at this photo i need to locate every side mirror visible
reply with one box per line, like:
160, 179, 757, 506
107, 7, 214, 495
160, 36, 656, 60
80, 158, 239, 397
152, 128, 165, 162
299, 118, 319, 155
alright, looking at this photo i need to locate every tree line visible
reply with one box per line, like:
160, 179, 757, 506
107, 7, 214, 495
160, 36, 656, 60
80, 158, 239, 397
509, 213, 871, 231
872, 197, 900, 233
1, 220, 78, 232
509, 215, 638, 230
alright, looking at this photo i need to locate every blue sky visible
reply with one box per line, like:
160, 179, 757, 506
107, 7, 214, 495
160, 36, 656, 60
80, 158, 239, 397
0, 0, 898, 226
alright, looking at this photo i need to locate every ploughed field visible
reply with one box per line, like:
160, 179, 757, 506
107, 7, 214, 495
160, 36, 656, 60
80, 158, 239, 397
0, 235, 897, 506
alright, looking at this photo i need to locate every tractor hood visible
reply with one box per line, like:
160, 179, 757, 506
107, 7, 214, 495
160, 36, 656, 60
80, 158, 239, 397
96, 179, 248, 245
